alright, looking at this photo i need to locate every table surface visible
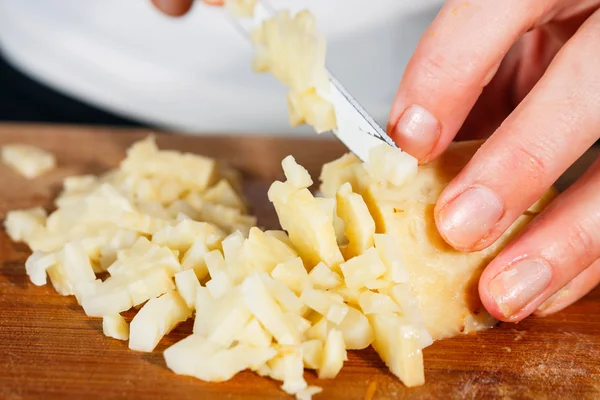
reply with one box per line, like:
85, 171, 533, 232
1, 123, 599, 400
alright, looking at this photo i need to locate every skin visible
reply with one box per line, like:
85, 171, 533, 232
153, 1, 600, 322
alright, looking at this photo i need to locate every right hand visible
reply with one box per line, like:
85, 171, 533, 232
151, 0, 223, 17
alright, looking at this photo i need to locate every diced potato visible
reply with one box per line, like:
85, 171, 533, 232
202, 179, 246, 212
25, 251, 56, 286
121, 137, 216, 193
243, 228, 298, 275
1, 144, 56, 179
270, 257, 310, 295
127, 267, 176, 307
368, 314, 425, 387
365, 145, 418, 187
174, 269, 201, 309
286, 313, 311, 335
358, 291, 401, 315
164, 335, 277, 382
337, 306, 373, 350
300, 289, 348, 325
129, 290, 191, 352
374, 234, 409, 283
82, 283, 133, 317
268, 346, 307, 395
269, 181, 343, 270
4, 207, 47, 243
336, 183, 375, 259
282, 155, 313, 189
108, 238, 181, 278
206, 271, 235, 299
102, 314, 129, 340
261, 274, 305, 315
181, 239, 210, 280
152, 219, 223, 253
265, 230, 294, 248
308, 262, 342, 290
237, 318, 273, 348
306, 317, 331, 342
301, 339, 323, 369
317, 329, 346, 379
193, 287, 217, 336
241, 274, 302, 346
340, 247, 387, 290
208, 294, 252, 348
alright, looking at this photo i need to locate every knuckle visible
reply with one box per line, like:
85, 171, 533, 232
565, 216, 600, 262
419, 53, 474, 88
510, 138, 555, 183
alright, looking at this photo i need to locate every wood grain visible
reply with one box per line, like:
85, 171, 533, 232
1, 123, 599, 400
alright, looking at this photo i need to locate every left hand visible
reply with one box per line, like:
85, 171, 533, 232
387, 0, 600, 322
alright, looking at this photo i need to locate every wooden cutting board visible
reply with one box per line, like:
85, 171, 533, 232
1, 123, 599, 400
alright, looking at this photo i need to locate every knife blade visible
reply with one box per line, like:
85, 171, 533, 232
225, 0, 398, 162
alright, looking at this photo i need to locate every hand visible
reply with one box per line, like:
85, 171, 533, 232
151, 0, 223, 17
387, 0, 600, 322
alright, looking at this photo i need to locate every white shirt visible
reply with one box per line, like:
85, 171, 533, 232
0, 0, 442, 136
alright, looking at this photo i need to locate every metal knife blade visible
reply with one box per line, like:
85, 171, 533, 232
225, 0, 398, 161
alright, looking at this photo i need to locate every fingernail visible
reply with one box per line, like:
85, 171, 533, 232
437, 186, 504, 249
489, 259, 553, 318
391, 105, 440, 160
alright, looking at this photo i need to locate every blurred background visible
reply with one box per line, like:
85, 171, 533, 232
0, 0, 442, 136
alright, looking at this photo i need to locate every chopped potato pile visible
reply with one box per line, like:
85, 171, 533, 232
251, 10, 336, 133
1, 144, 56, 178
4, 138, 552, 398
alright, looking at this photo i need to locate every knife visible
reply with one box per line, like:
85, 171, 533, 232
225, 0, 398, 162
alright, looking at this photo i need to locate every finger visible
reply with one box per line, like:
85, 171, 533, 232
387, 0, 556, 161
479, 156, 600, 322
534, 258, 600, 316
435, 10, 600, 252
151, 0, 194, 16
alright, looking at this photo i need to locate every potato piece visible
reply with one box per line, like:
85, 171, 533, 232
261, 274, 305, 315
103, 314, 129, 341
236, 318, 273, 348
368, 314, 425, 387
174, 269, 201, 309
268, 346, 307, 395
308, 262, 342, 290
129, 290, 191, 352
270, 257, 310, 295
243, 227, 298, 274
152, 219, 223, 253
301, 340, 323, 370
207, 293, 253, 348
336, 183, 375, 259
339, 247, 386, 290
269, 181, 343, 270
337, 306, 374, 350
241, 274, 302, 345
165, 335, 277, 382
202, 179, 246, 212
25, 251, 56, 286
306, 317, 331, 342
374, 234, 409, 284
317, 328, 346, 379
300, 289, 348, 325
4, 207, 47, 243
282, 155, 313, 189
181, 239, 210, 280
358, 291, 401, 315
365, 145, 418, 187
1, 144, 56, 178
121, 137, 216, 193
